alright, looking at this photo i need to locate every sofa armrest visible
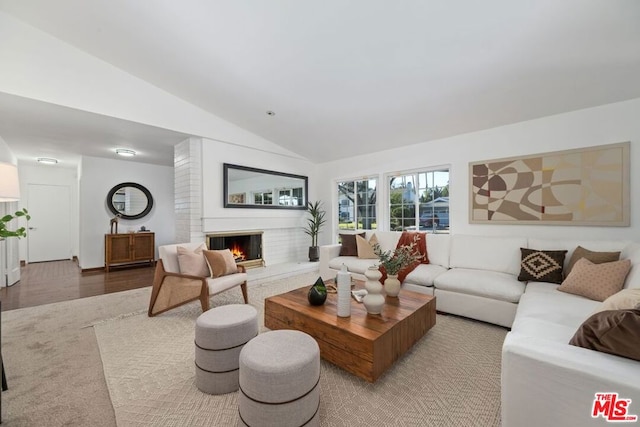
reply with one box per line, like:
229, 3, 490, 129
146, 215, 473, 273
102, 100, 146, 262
501, 332, 640, 427
319, 244, 342, 280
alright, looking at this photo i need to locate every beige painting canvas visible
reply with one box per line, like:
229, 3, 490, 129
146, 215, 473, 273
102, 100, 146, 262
470, 142, 630, 226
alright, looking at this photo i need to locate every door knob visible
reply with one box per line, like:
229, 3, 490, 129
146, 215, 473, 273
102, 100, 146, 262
28, 227, 37, 230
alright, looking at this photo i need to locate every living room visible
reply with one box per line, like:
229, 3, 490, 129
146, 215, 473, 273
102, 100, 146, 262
1, 2, 640, 426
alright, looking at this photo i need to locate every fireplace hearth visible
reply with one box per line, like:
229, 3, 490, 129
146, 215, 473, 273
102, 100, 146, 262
207, 231, 264, 269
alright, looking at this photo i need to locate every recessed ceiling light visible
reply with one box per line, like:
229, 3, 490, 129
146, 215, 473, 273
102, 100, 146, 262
266, 111, 276, 116
37, 157, 58, 165
116, 148, 136, 157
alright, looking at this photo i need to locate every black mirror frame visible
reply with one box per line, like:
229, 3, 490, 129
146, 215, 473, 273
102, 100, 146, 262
106, 182, 154, 220
223, 163, 308, 210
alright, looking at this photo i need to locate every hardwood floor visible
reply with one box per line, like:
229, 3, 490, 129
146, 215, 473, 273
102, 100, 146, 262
0, 260, 155, 312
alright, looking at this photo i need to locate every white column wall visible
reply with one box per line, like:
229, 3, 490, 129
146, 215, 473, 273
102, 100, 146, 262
200, 138, 319, 265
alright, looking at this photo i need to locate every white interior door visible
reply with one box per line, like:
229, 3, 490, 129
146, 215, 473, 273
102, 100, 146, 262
27, 184, 72, 263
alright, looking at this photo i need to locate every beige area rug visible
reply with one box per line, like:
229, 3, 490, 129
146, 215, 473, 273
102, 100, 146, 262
94, 272, 507, 427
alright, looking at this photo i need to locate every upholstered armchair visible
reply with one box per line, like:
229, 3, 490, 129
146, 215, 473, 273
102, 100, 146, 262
148, 242, 249, 316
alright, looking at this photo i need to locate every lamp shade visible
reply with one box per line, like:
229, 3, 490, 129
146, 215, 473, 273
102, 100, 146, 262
0, 162, 20, 202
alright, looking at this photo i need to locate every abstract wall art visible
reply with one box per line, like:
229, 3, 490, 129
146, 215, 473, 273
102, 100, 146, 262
469, 142, 630, 226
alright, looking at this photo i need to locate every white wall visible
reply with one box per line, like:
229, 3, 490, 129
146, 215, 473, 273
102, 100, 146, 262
79, 156, 174, 269
16, 163, 79, 262
317, 98, 640, 245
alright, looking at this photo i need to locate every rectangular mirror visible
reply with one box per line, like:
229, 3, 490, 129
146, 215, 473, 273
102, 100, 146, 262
223, 163, 308, 209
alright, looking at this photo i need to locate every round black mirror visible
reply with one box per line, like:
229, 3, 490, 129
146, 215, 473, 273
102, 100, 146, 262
106, 182, 154, 220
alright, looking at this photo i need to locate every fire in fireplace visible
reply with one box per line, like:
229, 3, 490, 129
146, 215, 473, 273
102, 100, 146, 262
207, 231, 264, 269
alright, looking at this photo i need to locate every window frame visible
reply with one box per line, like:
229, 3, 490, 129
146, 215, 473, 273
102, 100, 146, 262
386, 166, 450, 233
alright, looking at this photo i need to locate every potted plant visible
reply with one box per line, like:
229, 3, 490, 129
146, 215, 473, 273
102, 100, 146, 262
373, 235, 423, 296
0, 208, 30, 238
303, 201, 326, 262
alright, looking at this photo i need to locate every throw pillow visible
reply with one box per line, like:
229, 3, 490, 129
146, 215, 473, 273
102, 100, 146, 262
593, 289, 640, 314
565, 246, 620, 277
177, 244, 209, 277
203, 249, 238, 278
558, 258, 632, 302
569, 309, 640, 362
356, 234, 379, 259
518, 248, 567, 284
339, 233, 365, 256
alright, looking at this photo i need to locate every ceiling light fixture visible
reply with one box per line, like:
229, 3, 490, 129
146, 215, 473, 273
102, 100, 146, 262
116, 148, 136, 157
37, 157, 58, 165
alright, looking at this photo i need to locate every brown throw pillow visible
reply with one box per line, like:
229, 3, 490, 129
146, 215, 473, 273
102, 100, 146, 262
558, 258, 631, 302
518, 248, 567, 284
176, 244, 209, 277
565, 246, 620, 276
339, 233, 365, 256
569, 309, 640, 362
356, 234, 379, 259
203, 249, 238, 278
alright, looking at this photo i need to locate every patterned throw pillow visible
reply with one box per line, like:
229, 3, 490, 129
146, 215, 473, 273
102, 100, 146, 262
356, 234, 379, 259
518, 248, 567, 284
565, 246, 620, 277
339, 233, 365, 256
558, 258, 632, 302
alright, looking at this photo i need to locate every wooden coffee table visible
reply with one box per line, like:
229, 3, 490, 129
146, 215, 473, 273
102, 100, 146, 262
264, 282, 436, 382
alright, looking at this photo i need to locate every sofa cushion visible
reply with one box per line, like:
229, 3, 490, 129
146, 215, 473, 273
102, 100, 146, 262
565, 246, 620, 276
593, 289, 640, 314
434, 268, 525, 303
356, 234, 378, 259
570, 309, 640, 362
449, 234, 527, 275
514, 287, 599, 331
403, 263, 447, 287
203, 249, 238, 277
621, 243, 640, 289
558, 258, 632, 302
518, 248, 567, 284
328, 256, 378, 275
366, 231, 401, 253
339, 233, 365, 256
176, 243, 209, 277
425, 233, 450, 268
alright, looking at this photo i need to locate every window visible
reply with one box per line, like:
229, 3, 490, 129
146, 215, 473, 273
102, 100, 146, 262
253, 191, 273, 205
337, 178, 377, 231
389, 169, 449, 232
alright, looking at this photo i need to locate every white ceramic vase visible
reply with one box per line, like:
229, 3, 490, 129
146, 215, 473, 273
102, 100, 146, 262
384, 274, 401, 297
363, 266, 385, 315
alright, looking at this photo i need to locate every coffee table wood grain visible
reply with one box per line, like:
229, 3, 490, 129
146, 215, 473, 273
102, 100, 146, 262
264, 282, 436, 382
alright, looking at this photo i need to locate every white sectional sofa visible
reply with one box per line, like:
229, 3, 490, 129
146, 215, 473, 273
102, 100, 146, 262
319, 231, 640, 427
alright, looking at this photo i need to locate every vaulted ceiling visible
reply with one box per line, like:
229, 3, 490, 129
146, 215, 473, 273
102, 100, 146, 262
1, 1, 640, 166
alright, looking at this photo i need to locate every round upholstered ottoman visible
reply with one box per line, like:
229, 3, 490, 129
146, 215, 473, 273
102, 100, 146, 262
195, 304, 258, 395
238, 330, 320, 427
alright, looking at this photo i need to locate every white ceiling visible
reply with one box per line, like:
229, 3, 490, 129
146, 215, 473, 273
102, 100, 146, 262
1, 0, 640, 166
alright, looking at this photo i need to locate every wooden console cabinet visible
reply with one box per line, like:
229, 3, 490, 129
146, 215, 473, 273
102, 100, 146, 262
104, 232, 155, 272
